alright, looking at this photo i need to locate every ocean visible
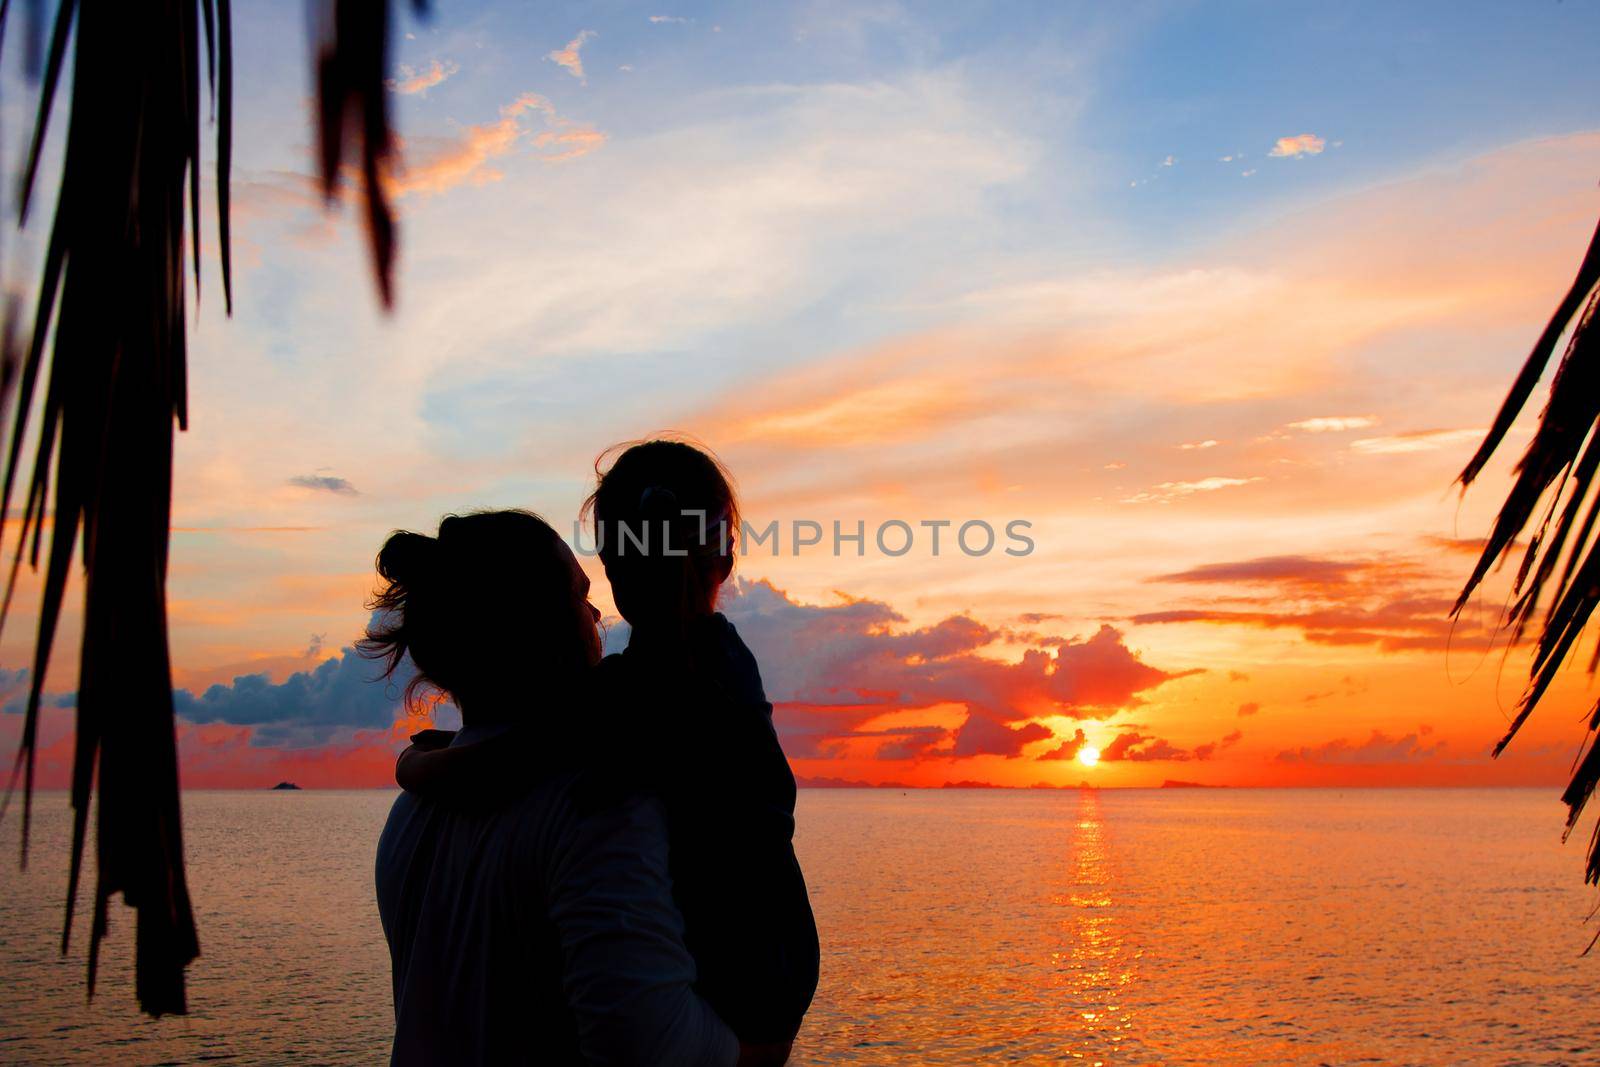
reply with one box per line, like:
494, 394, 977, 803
2, 788, 1597, 1065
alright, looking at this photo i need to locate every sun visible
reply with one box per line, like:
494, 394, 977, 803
1077, 745, 1101, 768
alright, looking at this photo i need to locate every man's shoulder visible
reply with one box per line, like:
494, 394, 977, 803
384, 768, 586, 841
504, 768, 671, 846
533, 772, 672, 883
380, 771, 610, 891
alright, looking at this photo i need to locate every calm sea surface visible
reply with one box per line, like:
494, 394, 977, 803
3, 788, 1598, 1065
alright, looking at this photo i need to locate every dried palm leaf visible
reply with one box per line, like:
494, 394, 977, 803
312, 0, 428, 306
1456, 215, 1600, 888
0, 0, 231, 1017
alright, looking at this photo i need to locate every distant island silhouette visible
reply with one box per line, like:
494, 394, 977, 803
271, 781, 302, 791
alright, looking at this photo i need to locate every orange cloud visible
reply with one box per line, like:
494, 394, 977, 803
1422, 535, 1524, 556
717, 372, 976, 447
546, 30, 596, 81
1269, 133, 1326, 158
389, 92, 606, 197
533, 125, 609, 163
1349, 428, 1485, 455
1134, 551, 1504, 654
387, 59, 458, 95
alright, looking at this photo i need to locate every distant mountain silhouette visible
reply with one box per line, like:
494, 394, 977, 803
794, 776, 1106, 790
270, 781, 302, 791
794, 775, 913, 789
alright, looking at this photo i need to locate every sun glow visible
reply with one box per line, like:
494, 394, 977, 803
1077, 746, 1101, 768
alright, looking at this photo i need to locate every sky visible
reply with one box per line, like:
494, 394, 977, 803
4, 0, 1600, 789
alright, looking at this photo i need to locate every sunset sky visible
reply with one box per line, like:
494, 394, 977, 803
5, 0, 1600, 789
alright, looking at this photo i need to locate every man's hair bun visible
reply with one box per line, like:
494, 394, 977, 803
375, 530, 439, 588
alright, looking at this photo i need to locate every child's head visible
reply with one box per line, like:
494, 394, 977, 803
584, 438, 739, 629
360, 510, 601, 717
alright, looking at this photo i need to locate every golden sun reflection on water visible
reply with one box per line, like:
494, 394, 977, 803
1055, 792, 1137, 1062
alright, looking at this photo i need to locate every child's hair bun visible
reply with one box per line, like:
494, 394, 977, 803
638, 485, 680, 519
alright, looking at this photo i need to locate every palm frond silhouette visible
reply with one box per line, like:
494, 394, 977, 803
1455, 215, 1600, 893
0, 0, 416, 1015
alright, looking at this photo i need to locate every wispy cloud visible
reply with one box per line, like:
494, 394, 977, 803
1152, 554, 1398, 588
1133, 551, 1502, 654
648, 14, 690, 24
1178, 439, 1219, 450
1350, 428, 1484, 455
717, 377, 975, 447
1423, 535, 1524, 556
1286, 415, 1377, 433
288, 474, 358, 496
1122, 476, 1262, 504
1269, 133, 1326, 158
532, 124, 609, 163
386, 59, 458, 95
390, 92, 606, 197
546, 29, 597, 81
